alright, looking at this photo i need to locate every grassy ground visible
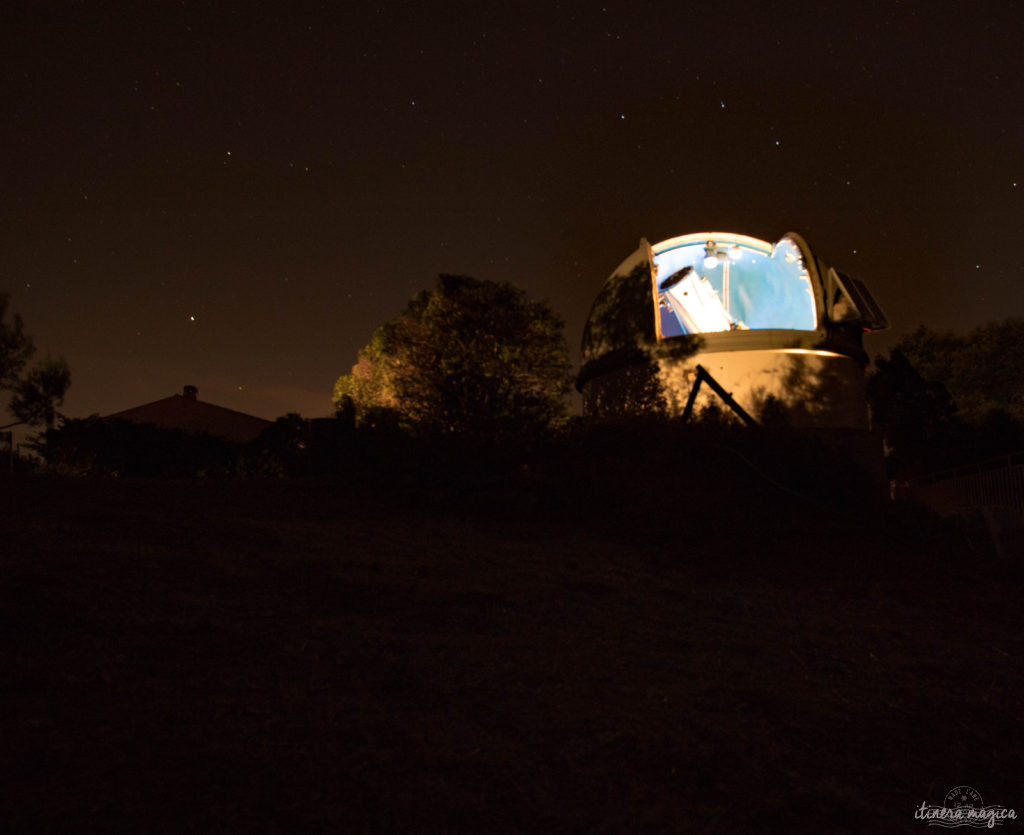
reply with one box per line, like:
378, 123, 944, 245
3, 469, 1023, 833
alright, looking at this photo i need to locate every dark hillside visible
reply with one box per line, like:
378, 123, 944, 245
3, 467, 1021, 833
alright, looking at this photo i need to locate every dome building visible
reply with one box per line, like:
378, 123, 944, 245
577, 232, 888, 429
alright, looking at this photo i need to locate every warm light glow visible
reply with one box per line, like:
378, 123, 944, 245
772, 348, 848, 358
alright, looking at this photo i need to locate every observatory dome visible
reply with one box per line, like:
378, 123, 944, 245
578, 232, 887, 428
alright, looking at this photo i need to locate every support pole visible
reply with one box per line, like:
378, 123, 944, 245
681, 365, 760, 427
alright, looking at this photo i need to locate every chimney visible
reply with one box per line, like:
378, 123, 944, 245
183, 385, 198, 400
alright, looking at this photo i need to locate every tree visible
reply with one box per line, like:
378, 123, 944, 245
1, 292, 71, 429
896, 320, 1024, 422
333, 275, 573, 435
576, 261, 702, 420
867, 348, 959, 478
869, 321, 1024, 475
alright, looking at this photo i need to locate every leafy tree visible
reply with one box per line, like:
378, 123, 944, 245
0, 292, 71, 429
32, 417, 235, 477
9, 357, 71, 428
333, 275, 572, 435
867, 348, 959, 478
896, 320, 1024, 422
870, 321, 1024, 475
0, 294, 35, 390
240, 413, 312, 476
576, 261, 702, 420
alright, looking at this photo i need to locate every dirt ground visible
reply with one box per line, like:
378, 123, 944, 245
3, 472, 1022, 833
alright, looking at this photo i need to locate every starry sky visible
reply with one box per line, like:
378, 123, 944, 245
3, 1, 1022, 423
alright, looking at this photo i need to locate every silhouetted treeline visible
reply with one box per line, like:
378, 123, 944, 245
33, 418, 241, 478
25, 410, 886, 531
1, 291, 71, 429
28, 414, 354, 478
37, 312, 1024, 496
869, 320, 1024, 480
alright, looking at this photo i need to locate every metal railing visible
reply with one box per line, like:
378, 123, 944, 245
917, 452, 1024, 517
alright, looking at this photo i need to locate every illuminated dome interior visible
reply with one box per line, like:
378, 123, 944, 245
652, 233, 817, 337
577, 227, 888, 393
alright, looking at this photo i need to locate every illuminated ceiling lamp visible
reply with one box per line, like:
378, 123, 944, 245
703, 241, 720, 269
704, 241, 743, 268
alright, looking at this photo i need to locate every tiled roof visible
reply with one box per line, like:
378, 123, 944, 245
108, 390, 271, 443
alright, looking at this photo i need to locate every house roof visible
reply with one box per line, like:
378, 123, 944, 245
107, 387, 271, 443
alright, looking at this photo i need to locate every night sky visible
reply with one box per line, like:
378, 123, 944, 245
3, 2, 1022, 423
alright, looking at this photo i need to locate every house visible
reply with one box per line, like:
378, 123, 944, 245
107, 386, 271, 443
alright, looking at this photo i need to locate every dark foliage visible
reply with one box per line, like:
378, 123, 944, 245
896, 320, 1024, 423
28, 402, 888, 528
32, 413, 375, 479
870, 335, 1024, 478
0, 294, 35, 390
33, 417, 239, 477
868, 348, 960, 478
0, 292, 71, 429
240, 414, 357, 477
577, 261, 701, 419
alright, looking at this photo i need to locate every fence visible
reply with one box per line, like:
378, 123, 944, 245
1, 430, 11, 475
916, 452, 1024, 518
